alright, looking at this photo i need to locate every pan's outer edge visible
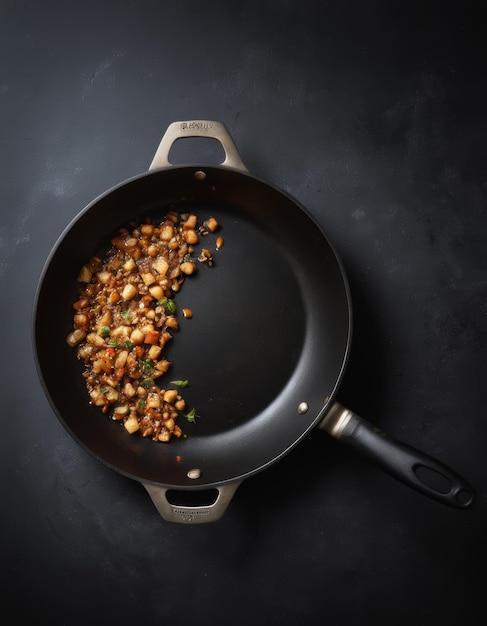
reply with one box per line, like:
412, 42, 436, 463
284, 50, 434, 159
33, 164, 353, 488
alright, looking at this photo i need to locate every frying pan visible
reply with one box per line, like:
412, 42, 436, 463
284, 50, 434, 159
33, 120, 475, 523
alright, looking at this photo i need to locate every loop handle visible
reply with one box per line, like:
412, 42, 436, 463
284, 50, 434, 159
149, 120, 248, 172
143, 481, 242, 523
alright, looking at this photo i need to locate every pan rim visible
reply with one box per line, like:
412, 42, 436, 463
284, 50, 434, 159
32, 163, 353, 488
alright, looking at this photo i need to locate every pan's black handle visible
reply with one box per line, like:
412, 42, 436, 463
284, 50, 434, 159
318, 401, 475, 508
149, 120, 248, 172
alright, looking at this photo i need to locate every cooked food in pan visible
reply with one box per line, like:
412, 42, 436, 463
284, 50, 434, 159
66, 211, 221, 442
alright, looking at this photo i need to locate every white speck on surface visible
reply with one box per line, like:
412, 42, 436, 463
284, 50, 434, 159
81, 50, 125, 100
15, 234, 31, 245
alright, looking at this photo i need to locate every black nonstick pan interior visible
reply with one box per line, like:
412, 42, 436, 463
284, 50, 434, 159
34, 165, 352, 488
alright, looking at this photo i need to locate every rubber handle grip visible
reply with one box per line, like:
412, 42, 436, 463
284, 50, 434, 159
340, 413, 475, 508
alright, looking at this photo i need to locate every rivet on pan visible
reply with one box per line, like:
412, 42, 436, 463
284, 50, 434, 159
187, 468, 202, 480
297, 402, 309, 415
194, 170, 206, 181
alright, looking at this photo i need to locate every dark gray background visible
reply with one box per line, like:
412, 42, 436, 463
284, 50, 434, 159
1, 1, 486, 624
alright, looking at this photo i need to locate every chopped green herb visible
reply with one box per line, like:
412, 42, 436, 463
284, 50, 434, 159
139, 358, 153, 374
123, 341, 134, 349
107, 340, 120, 347
121, 309, 131, 319
138, 398, 146, 410
100, 385, 108, 394
158, 296, 176, 313
170, 379, 189, 389
100, 326, 110, 336
142, 377, 154, 387
186, 408, 197, 423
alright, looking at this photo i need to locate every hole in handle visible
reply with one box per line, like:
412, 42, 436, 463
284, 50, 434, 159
165, 488, 219, 507
168, 137, 226, 166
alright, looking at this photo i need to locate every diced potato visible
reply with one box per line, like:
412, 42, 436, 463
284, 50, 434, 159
86, 332, 105, 346
97, 310, 112, 328
136, 386, 147, 398
123, 382, 136, 398
147, 244, 159, 257
77, 265, 92, 283
148, 345, 162, 360
105, 388, 119, 403
113, 405, 129, 420
147, 393, 161, 409
140, 224, 154, 236
111, 325, 131, 338
180, 261, 196, 275
174, 399, 186, 411
141, 272, 157, 286
90, 387, 106, 406
183, 229, 199, 244
108, 289, 120, 304
124, 416, 140, 434
72, 297, 90, 311
159, 224, 174, 241
97, 270, 112, 284
77, 343, 94, 360
91, 359, 103, 374
73, 313, 88, 329
160, 331, 173, 347
165, 316, 178, 330
114, 350, 129, 369
163, 417, 175, 431
152, 257, 169, 276
182, 214, 197, 229
121, 284, 138, 300
204, 216, 219, 232
163, 389, 178, 404
149, 285, 164, 300
103, 375, 118, 388
66, 329, 86, 347
130, 328, 145, 345
123, 257, 136, 272
155, 359, 171, 373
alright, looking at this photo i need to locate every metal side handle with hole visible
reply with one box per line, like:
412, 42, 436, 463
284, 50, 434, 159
142, 481, 242, 524
149, 120, 248, 172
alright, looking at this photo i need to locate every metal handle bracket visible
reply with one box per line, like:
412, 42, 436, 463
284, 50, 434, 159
149, 120, 248, 172
142, 480, 242, 523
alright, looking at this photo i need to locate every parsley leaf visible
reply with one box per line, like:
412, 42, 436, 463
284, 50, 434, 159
186, 408, 197, 423
170, 379, 189, 388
